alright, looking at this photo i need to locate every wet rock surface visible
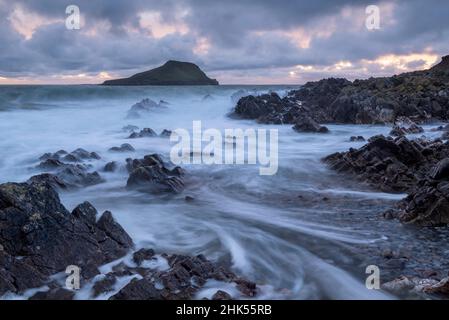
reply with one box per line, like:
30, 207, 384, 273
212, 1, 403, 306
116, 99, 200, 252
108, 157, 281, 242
126, 154, 185, 194
128, 128, 157, 139
323, 133, 449, 226
293, 116, 329, 133
108, 252, 257, 300
0, 181, 133, 296
109, 143, 135, 153
126, 98, 167, 119
35, 149, 104, 189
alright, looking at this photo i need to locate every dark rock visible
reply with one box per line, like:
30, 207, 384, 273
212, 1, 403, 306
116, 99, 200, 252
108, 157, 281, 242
160, 129, 172, 138
323, 135, 427, 192
104, 161, 118, 172
185, 196, 195, 202
235, 279, 258, 297
133, 248, 155, 266
27, 173, 68, 190
97, 211, 134, 248
71, 148, 101, 160
71, 201, 97, 224
109, 143, 135, 153
350, 136, 365, 142
212, 290, 232, 300
0, 181, 133, 296
430, 158, 449, 180
107, 251, 259, 300
128, 128, 157, 139
92, 274, 117, 297
396, 181, 449, 226
126, 99, 165, 119
37, 158, 64, 170
390, 123, 424, 137
293, 116, 329, 133
57, 166, 104, 187
126, 154, 185, 194
62, 154, 80, 162
109, 279, 161, 300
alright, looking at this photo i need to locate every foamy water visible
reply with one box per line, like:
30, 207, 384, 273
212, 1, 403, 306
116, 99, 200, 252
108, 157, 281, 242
2, 84, 443, 300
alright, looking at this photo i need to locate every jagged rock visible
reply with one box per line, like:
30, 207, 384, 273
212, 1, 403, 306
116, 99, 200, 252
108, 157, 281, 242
390, 123, 424, 137
109, 279, 162, 300
126, 154, 185, 194
39, 149, 100, 163
0, 182, 133, 296
396, 181, 449, 226
212, 290, 232, 300
293, 116, 329, 133
56, 165, 103, 187
27, 173, 68, 190
128, 128, 157, 139
92, 274, 117, 297
323, 135, 428, 192
160, 129, 172, 138
104, 161, 118, 172
233, 92, 286, 122
430, 158, 449, 180
126, 99, 164, 119
109, 143, 135, 153
133, 248, 155, 266
37, 158, 64, 170
70, 148, 101, 160
36, 148, 103, 188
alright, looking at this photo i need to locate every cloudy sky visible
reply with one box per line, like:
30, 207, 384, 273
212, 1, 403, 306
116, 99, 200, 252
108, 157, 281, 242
0, 0, 448, 84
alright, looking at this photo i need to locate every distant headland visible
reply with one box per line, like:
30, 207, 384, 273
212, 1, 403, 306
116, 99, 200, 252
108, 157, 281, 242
102, 60, 219, 86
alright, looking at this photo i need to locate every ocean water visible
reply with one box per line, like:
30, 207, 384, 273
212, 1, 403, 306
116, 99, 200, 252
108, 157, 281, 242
0, 84, 447, 300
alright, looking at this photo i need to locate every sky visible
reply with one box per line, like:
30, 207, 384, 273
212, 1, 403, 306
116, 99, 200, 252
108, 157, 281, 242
0, 0, 448, 85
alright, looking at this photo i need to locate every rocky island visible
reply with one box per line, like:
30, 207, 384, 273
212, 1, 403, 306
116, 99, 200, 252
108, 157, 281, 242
102, 60, 219, 86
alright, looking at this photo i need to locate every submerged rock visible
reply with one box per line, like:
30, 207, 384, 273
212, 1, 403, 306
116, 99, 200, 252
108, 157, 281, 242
293, 116, 329, 133
109, 143, 135, 153
104, 161, 118, 172
128, 128, 157, 139
389, 123, 424, 137
126, 99, 165, 119
350, 136, 366, 142
159, 129, 172, 138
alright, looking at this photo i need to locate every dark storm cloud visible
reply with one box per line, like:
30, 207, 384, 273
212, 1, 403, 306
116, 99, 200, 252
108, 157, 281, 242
0, 0, 448, 82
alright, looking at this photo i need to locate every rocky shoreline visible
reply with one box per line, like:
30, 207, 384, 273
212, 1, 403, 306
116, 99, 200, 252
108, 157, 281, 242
0, 138, 258, 299
230, 55, 449, 298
